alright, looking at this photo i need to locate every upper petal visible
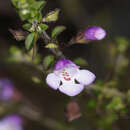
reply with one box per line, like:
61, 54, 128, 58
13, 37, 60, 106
46, 73, 61, 90
75, 70, 96, 86
59, 83, 84, 96
54, 58, 78, 71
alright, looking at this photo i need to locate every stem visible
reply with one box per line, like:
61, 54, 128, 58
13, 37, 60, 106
86, 84, 125, 98
42, 31, 65, 58
32, 32, 38, 60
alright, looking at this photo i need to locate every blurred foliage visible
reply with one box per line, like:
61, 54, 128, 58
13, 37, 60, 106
1, 0, 130, 130
73, 57, 88, 67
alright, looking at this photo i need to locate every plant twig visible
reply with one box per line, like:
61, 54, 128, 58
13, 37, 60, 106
86, 84, 125, 98
32, 33, 38, 60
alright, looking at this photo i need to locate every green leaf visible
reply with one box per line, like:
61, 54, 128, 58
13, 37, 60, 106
31, 1, 46, 10
9, 46, 21, 55
19, 9, 30, 21
23, 23, 31, 30
96, 80, 104, 87
115, 37, 129, 53
51, 26, 66, 39
73, 57, 88, 66
87, 99, 97, 109
43, 9, 60, 22
43, 55, 54, 69
25, 32, 35, 50
32, 76, 41, 84
12, 0, 18, 6
38, 24, 48, 32
45, 43, 58, 49
106, 97, 124, 111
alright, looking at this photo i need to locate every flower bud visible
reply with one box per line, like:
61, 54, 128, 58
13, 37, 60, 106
85, 26, 106, 40
0, 115, 23, 130
0, 79, 14, 101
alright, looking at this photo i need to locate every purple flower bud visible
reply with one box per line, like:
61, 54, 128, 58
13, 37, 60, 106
0, 79, 14, 101
85, 26, 106, 40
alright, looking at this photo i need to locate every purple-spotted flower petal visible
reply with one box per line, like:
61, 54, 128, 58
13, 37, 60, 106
85, 26, 106, 40
46, 59, 96, 96
0, 79, 14, 101
0, 115, 23, 130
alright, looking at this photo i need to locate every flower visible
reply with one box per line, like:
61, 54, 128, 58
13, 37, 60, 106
0, 79, 14, 101
0, 115, 23, 130
85, 26, 106, 40
46, 59, 96, 96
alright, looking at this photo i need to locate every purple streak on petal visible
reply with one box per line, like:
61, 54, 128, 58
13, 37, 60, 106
85, 26, 106, 40
54, 59, 77, 71
75, 70, 96, 86
46, 73, 61, 90
0, 79, 14, 100
59, 83, 84, 96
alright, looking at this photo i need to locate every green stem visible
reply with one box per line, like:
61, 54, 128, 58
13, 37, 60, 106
32, 32, 38, 60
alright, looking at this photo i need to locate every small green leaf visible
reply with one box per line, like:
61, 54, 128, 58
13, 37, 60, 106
43, 55, 54, 69
9, 46, 21, 55
25, 32, 35, 50
51, 26, 66, 39
115, 37, 129, 53
32, 76, 41, 84
87, 99, 97, 109
73, 58, 88, 66
45, 43, 58, 49
33, 1, 46, 10
39, 24, 48, 31
23, 23, 31, 30
43, 9, 60, 22
106, 97, 124, 111
96, 80, 104, 87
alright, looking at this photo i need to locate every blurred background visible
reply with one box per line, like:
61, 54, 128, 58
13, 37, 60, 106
0, 0, 130, 130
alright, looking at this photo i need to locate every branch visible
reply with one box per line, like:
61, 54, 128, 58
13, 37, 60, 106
86, 84, 125, 98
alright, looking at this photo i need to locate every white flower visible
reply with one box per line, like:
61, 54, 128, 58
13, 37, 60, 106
46, 59, 96, 96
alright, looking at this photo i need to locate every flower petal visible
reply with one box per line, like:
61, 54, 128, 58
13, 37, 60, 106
75, 70, 96, 86
54, 58, 78, 71
46, 73, 61, 90
59, 83, 84, 96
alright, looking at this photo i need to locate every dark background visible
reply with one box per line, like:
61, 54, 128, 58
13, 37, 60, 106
0, 0, 130, 130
